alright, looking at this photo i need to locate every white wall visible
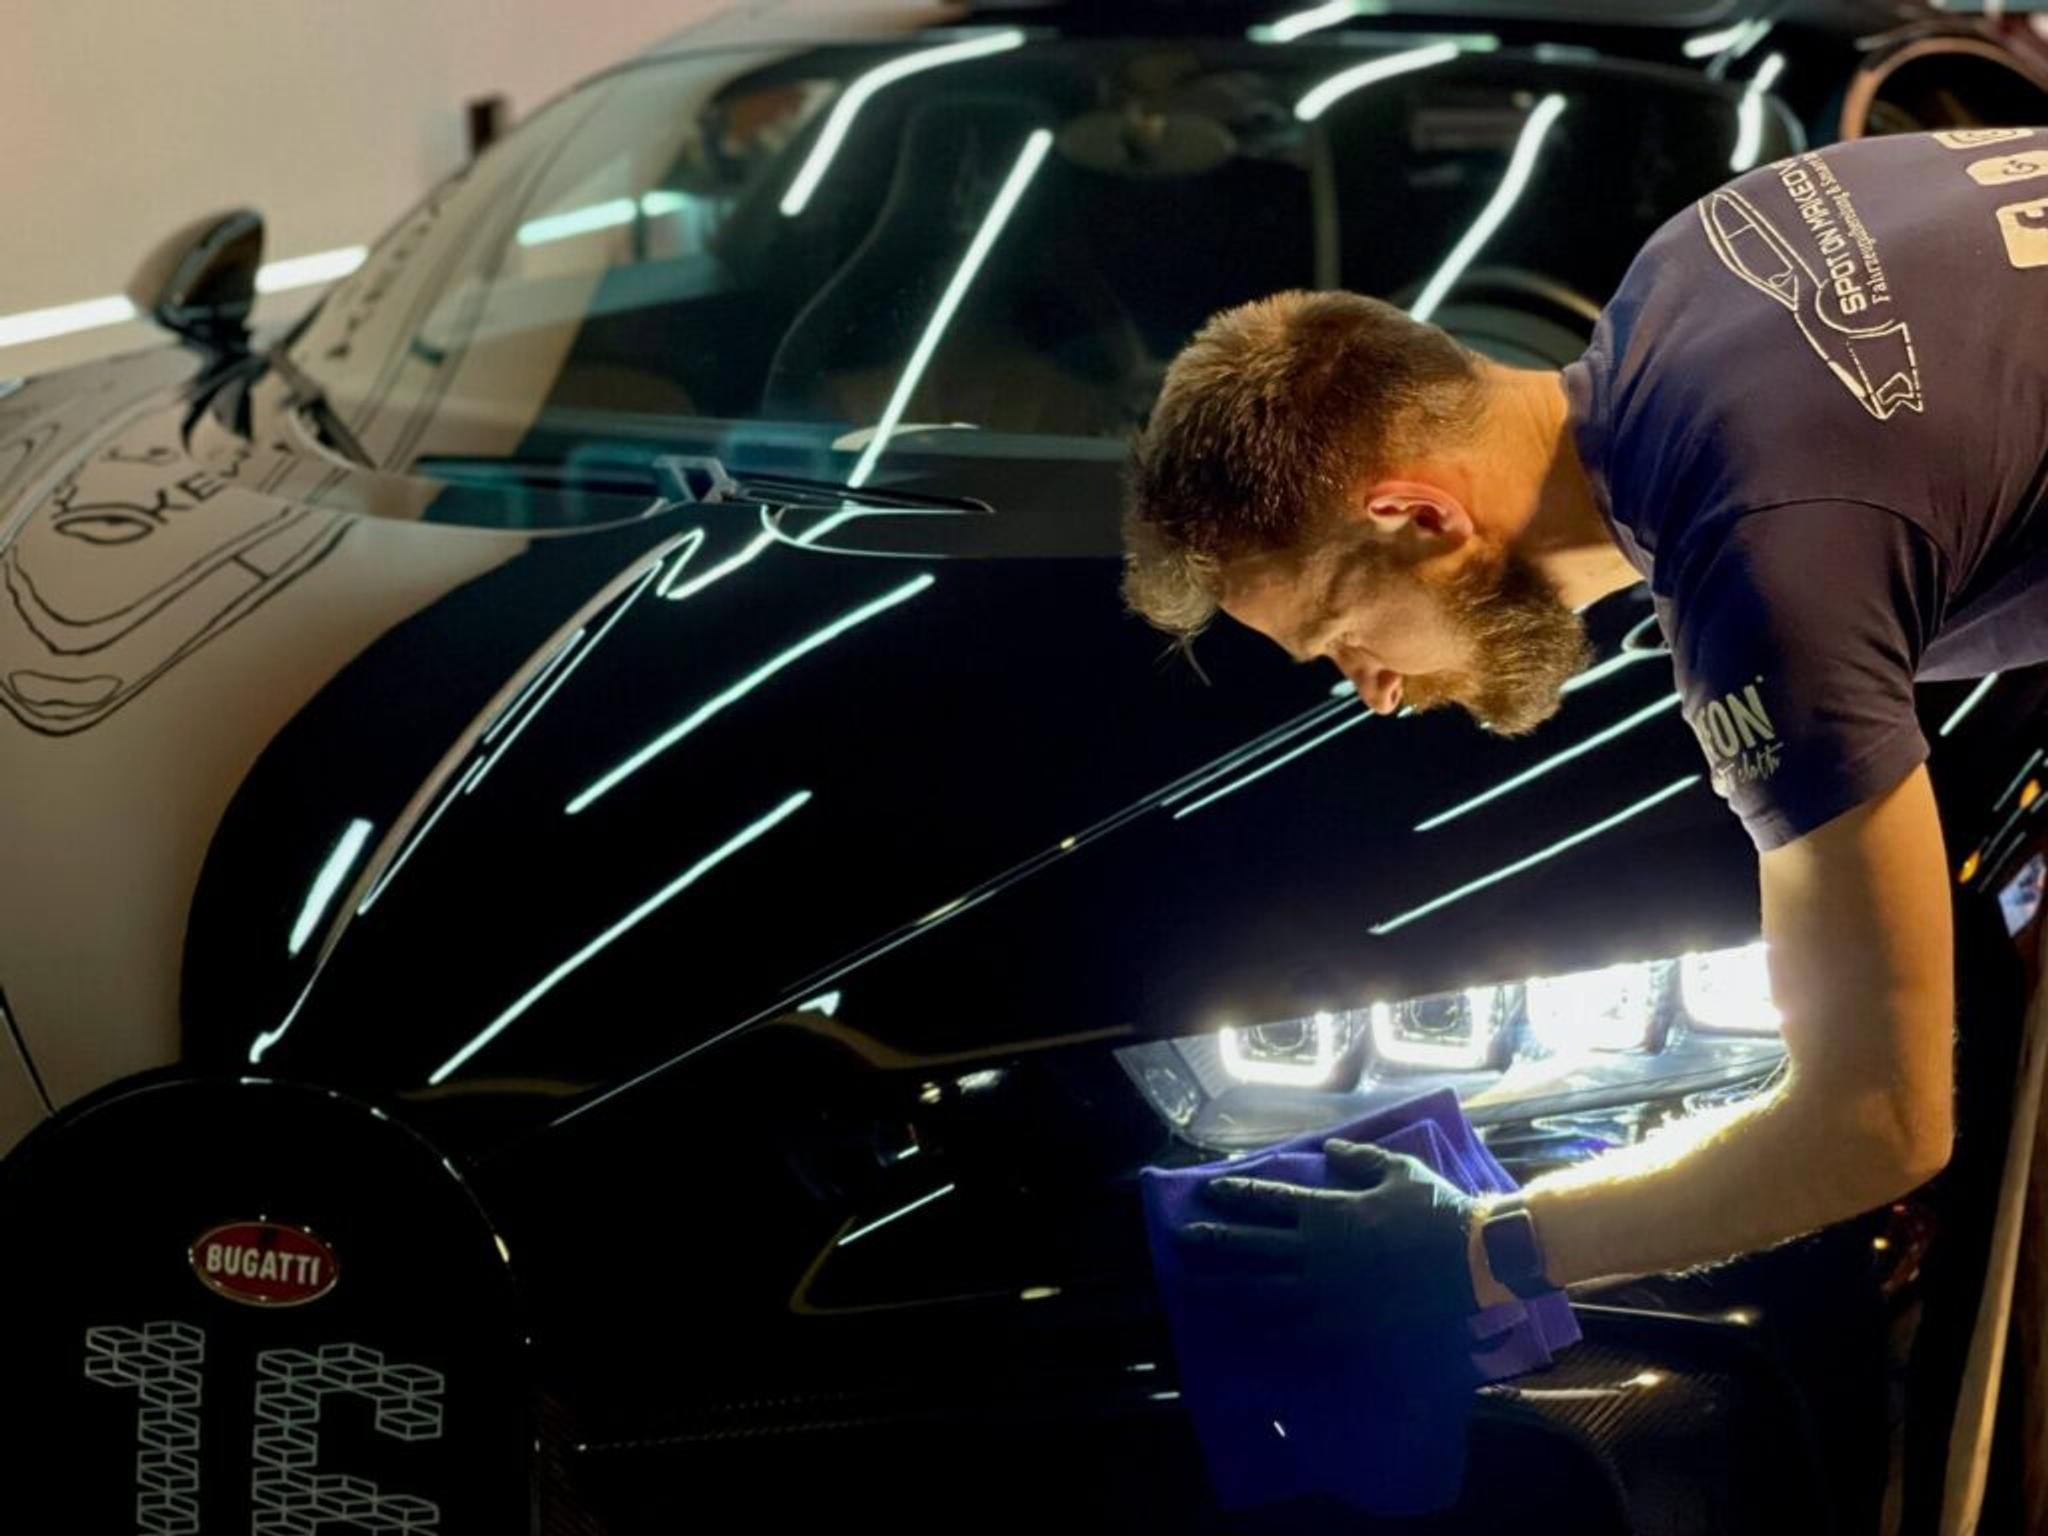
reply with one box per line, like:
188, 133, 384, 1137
0, 0, 737, 376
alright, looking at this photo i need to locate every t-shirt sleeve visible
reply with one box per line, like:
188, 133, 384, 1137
1663, 500, 1945, 852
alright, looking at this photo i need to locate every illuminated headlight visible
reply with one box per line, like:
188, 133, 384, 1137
1525, 962, 1663, 1053
1219, 1010, 1361, 1087
1371, 986, 1512, 1071
1679, 942, 1782, 1033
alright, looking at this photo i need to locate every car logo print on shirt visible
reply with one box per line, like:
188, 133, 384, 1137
189, 1220, 339, 1307
1697, 162, 1923, 422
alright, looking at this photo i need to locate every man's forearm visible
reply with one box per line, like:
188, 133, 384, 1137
1489, 1074, 1931, 1294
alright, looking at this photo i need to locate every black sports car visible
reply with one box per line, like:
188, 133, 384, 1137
3, 3, 2047, 1531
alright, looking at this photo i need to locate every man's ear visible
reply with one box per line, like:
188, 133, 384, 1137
1349, 480, 1474, 548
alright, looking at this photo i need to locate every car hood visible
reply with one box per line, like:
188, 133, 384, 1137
0, 355, 1755, 1165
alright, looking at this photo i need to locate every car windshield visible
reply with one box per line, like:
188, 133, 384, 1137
284, 29, 1796, 512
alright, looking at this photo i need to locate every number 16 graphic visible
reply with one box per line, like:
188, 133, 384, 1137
85, 1322, 446, 1535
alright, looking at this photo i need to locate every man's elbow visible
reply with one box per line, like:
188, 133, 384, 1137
1881, 1120, 1952, 1198
1837, 1087, 1953, 1205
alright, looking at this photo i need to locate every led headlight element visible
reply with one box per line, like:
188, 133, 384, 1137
1526, 962, 1662, 1053
1679, 942, 1782, 1033
1219, 1010, 1359, 1088
1370, 986, 1510, 1071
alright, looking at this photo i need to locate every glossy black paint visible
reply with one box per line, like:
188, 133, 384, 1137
2, 5, 2045, 1533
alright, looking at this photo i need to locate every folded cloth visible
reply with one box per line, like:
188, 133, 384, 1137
1139, 1087, 1579, 1515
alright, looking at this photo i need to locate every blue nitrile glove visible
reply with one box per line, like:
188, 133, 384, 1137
1175, 1137, 1481, 1325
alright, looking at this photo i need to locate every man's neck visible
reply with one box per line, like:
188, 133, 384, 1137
1483, 366, 1640, 610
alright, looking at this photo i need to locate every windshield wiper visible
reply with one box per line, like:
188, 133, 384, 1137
266, 348, 374, 469
654, 456, 991, 515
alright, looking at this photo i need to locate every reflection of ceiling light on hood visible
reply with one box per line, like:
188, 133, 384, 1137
1413, 694, 1681, 832
289, 819, 375, 956
1939, 673, 2000, 738
427, 791, 813, 1084
1371, 775, 1698, 935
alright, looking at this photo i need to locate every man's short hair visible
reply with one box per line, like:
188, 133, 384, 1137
1123, 290, 1484, 642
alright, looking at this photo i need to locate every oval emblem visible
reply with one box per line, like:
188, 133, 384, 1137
189, 1221, 338, 1307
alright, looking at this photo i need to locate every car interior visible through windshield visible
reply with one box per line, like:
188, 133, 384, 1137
286, 35, 1790, 523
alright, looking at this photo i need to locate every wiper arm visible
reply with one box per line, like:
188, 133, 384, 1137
265, 348, 375, 469
654, 455, 991, 515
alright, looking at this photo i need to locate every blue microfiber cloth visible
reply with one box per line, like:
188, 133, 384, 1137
1140, 1087, 1579, 1515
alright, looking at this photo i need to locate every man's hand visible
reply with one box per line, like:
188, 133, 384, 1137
1174, 1140, 1483, 1325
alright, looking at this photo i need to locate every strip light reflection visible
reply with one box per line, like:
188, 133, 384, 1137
1939, 672, 2000, 737
1173, 710, 1372, 820
516, 192, 689, 247
652, 528, 708, 599
289, 819, 374, 956
1995, 747, 2044, 811
837, 1183, 957, 1247
657, 133, 1048, 595
569, 573, 934, 814
1730, 53, 1787, 172
427, 790, 813, 1084
1414, 694, 1681, 831
1410, 93, 1567, 323
1294, 41, 1464, 122
780, 30, 1026, 217
1369, 775, 1699, 934
1684, 17, 1771, 60
254, 246, 372, 293
845, 128, 1054, 493
469, 557, 665, 794
481, 629, 586, 748
1252, 0, 1387, 43
357, 759, 486, 917
1165, 698, 1352, 806
0, 245, 367, 350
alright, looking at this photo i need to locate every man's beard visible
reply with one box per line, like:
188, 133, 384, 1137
1401, 547, 1591, 737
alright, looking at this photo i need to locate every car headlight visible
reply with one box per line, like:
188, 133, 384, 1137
1526, 960, 1665, 1053
1120, 939, 1789, 1153
1218, 1009, 1362, 1088
1370, 985, 1513, 1071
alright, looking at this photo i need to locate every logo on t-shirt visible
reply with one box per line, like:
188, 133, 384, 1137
1687, 680, 1783, 794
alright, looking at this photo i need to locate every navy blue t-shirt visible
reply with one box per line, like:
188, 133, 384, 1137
1563, 129, 2048, 850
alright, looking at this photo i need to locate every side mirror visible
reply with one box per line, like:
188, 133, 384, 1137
127, 209, 263, 357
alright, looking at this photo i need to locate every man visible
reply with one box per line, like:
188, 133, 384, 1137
1122, 129, 2048, 1323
